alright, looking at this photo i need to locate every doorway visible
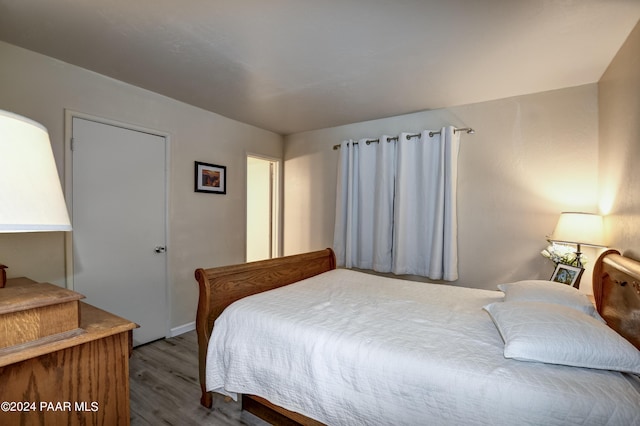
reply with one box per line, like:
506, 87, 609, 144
68, 114, 168, 346
246, 155, 280, 262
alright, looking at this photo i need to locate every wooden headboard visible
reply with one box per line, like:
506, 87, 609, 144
194, 248, 336, 408
592, 249, 640, 350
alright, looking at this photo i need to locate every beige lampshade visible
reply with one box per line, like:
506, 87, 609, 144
548, 212, 605, 247
0, 110, 71, 232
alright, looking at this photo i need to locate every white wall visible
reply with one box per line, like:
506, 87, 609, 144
598, 20, 640, 259
246, 156, 272, 262
284, 84, 601, 292
0, 41, 283, 329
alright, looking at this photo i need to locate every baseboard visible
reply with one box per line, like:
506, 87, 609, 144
170, 321, 195, 337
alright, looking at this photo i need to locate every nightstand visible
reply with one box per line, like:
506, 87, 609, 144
0, 278, 137, 425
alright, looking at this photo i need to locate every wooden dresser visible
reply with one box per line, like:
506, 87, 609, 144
0, 277, 137, 425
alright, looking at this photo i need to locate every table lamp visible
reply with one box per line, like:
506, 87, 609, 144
0, 109, 72, 288
547, 212, 605, 268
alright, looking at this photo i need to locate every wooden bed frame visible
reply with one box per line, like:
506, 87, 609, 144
194, 248, 336, 424
194, 248, 640, 425
592, 249, 640, 350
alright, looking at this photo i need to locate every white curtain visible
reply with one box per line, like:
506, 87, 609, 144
333, 136, 395, 271
333, 126, 460, 280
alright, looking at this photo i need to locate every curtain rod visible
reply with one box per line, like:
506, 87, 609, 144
332, 127, 474, 150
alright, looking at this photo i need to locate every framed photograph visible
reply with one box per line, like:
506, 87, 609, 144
195, 161, 226, 194
550, 263, 584, 288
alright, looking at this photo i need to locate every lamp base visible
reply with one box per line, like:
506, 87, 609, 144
0, 264, 7, 288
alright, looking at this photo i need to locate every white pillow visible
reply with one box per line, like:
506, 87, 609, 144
484, 301, 640, 375
497, 280, 598, 318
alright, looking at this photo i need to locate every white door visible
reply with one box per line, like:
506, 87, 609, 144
72, 117, 167, 346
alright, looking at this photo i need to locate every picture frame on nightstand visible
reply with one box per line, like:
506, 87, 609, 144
550, 263, 584, 288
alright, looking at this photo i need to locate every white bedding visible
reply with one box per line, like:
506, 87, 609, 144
206, 269, 640, 425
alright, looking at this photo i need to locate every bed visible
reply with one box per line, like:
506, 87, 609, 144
194, 248, 640, 425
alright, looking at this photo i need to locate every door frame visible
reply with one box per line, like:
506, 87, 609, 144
245, 152, 282, 261
63, 109, 171, 338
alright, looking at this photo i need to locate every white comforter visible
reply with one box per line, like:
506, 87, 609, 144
206, 269, 640, 425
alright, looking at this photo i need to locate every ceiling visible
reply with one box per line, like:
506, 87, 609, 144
0, 1, 639, 135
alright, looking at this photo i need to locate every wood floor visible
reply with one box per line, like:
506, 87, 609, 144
129, 330, 269, 426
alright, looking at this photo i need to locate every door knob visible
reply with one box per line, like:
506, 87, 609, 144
154, 246, 166, 253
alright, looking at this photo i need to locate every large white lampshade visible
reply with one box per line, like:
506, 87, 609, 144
0, 110, 71, 232
548, 212, 605, 247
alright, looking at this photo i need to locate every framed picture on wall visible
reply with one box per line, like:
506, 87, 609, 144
195, 161, 226, 194
550, 263, 584, 288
